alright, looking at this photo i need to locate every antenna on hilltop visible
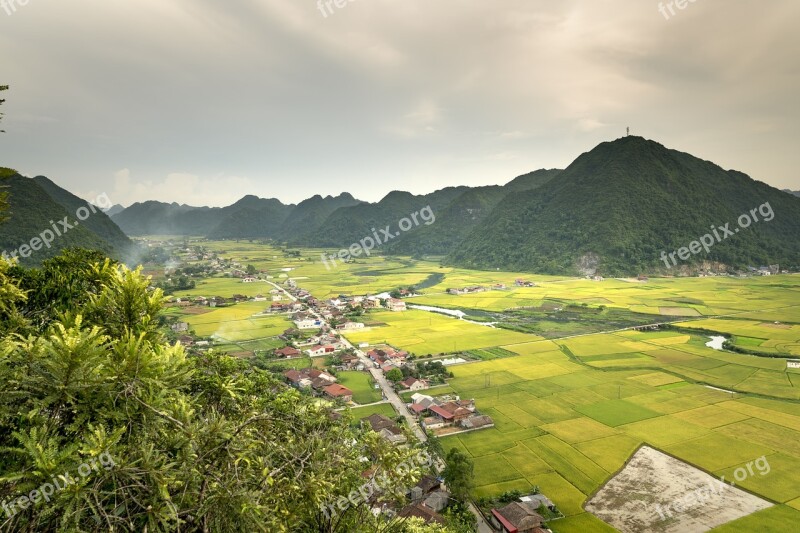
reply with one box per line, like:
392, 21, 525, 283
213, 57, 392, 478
627, 127, 630, 137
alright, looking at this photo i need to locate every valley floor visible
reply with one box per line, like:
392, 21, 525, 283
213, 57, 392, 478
162, 242, 800, 532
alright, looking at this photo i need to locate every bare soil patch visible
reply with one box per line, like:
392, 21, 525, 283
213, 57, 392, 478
585, 446, 772, 532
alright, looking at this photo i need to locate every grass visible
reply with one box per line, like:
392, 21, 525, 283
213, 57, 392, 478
336, 371, 383, 404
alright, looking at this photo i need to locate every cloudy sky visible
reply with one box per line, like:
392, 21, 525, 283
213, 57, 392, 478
1, 0, 798, 207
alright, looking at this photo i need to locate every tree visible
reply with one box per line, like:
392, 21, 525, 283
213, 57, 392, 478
0, 253, 457, 532
386, 367, 404, 383
443, 448, 474, 500
246, 264, 257, 276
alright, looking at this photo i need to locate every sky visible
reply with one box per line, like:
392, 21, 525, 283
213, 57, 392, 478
1, 0, 799, 207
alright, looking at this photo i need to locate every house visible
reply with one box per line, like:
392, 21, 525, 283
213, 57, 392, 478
339, 322, 365, 331
294, 318, 321, 330
360, 414, 407, 444
232, 294, 249, 303
386, 298, 407, 312
491, 501, 546, 533
252, 294, 267, 302
178, 335, 194, 346
398, 503, 446, 526
409, 475, 441, 503
242, 277, 258, 283
460, 414, 495, 430
306, 344, 337, 357
323, 384, 353, 402
338, 354, 364, 370
171, 322, 189, 333
422, 416, 446, 430
284, 368, 337, 391
274, 346, 301, 359
284, 370, 312, 389
399, 378, 428, 391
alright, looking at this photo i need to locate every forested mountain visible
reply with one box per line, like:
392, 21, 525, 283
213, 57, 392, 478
106, 172, 563, 252
110, 200, 223, 236
0, 169, 132, 265
32, 175, 132, 255
275, 192, 363, 241
207, 195, 294, 239
388, 170, 562, 256
297, 187, 469, 248
446, 136, 800, 275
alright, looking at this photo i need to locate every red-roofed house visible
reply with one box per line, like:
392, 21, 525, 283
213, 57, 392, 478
323, 384, 353, 402
490, 502, 545, 533
274, 346, 301, 358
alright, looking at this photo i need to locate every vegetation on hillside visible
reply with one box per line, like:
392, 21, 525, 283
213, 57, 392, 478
0, 174, 130, 266
447, 137, 800, 275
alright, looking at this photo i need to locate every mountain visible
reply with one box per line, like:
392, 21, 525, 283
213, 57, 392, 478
32, 176, 132, 255
785, 189, 800, 198
112, 195, 296, 239
446, 137, 800, 275
0, 169, 133, 265
111, 202, 225, 236
299, 187, 470, 248
207, 196, 294, 239
105, 204, 125, 216
388, 169, 562, 256
275, 193, 363, 242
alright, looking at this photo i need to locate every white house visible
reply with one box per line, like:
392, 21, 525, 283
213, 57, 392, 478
339, 322, 365, 331
387, 299, 407, 312
294, 318, 321, 330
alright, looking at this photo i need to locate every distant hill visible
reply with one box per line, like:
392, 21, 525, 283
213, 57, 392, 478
32, 176, 132, 255
298, 187, 470, 248
388, 170, 562, 256
785, 189, 800, 198
112, 195, 296, 239
207, 196, 294, 239
274, 193, 363, 242
105, 204, 125, 216
111, 201, 228, 236
0, 170, 133, 265
446, 137, 800, 275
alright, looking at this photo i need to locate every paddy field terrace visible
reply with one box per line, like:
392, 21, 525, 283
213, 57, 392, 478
158, 241, 800, 532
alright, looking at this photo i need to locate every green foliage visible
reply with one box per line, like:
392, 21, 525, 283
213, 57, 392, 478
447, 136, 800, 275
443, 448, 474, 501
386, 367, 404, 383
0, 174, 129, 266
0, 253, 455, 532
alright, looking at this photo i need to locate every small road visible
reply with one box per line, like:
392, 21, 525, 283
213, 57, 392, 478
269, 278, 494, 532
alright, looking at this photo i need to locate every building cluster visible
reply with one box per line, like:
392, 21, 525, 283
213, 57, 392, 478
408, 394, 494, 434
283, 368, 354, 403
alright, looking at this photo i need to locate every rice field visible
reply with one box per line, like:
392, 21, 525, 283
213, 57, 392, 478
177, 244, 800, 531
